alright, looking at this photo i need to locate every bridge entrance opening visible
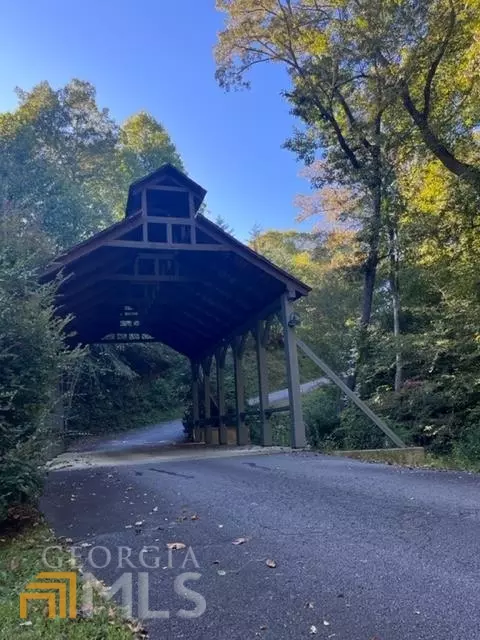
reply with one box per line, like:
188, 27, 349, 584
43, 165, 310, 447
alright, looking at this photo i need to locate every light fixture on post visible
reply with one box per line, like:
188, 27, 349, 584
288, 311, 301, 328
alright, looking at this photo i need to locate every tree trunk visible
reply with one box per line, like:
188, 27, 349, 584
388, 215, 402, 392
349, 137, 382, 392
401, 89, 480, 188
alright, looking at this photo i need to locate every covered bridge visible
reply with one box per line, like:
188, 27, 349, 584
43, 164, 310, 448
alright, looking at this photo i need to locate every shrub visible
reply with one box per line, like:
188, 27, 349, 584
334, 406, 387, 450
0, 210, 79, 522
303, 385, 341, 448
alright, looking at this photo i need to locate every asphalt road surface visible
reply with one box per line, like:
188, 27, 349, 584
69, 419, 186, 453
42, 446, 480, 639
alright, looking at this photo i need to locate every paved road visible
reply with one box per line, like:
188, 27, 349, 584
42, 451, 480, 640
68, 419, 185, 453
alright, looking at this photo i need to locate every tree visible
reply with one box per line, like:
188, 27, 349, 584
217, 0, 480, 185
118, 112, 184, 176
0, 80, 118, 249
0, 80, 191, 440
249, 226, 362, 373
0, 85, 186, 247
216, 0, 405, 388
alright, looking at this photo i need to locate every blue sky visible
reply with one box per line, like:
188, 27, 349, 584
0, 0, 313, 240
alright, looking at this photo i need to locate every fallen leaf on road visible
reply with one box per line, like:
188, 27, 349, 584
232, 537, 249, 545
266, 558, 277, 568
167, 542, 186, 550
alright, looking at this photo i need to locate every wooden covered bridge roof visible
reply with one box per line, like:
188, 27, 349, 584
43, 164, 310, 359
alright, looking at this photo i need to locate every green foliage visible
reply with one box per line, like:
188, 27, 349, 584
217, 1, 480, 465
0, 80, 184, 250
303, 387, 341, 449
70, 344, 189, 435
119, 111, 184, 184
0, 81, 188, 520
0, 210, 81, 521
334, 407, 387, 451
0, 80, 119, 249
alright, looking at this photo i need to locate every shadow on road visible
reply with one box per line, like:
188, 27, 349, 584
67, 418, 186, 455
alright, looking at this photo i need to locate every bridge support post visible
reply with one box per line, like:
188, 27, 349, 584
255, 318, 272, 446
191, 360, 201, 442
202, 356, 213, 445
280, 291, 306, 448
233, 334, 248, 446
216, 347, 228, 445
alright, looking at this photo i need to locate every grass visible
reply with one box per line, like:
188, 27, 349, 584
421, 452, 480, 473
0, 509, 142, 640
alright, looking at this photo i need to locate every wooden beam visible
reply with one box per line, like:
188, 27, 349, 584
58, 257, 134, 299
105, 274, 198, 283
196, 278, 253, 313
105, 240, 230, 252
196, 216, 310, 296
189, 192, 196, 228
138, 185, 190, 193
197, 298, 281, 362
58, 282, 115, 314
233, 335, 248, 446
160, 302, 219, 336
146, 216, 193, 225
297, 339, 406, 448
262, 314, 276, 347
280, 292, 306, 448
57, 251, 130, 287
216, 346, 228, 445
255, 319, 272, 446
152, 288, 232, 333
202, 356, 213, 445
166, 286, 239, 329
188, 257, 262, 310
43, 214, 144, 275
191, 361, 201, 442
